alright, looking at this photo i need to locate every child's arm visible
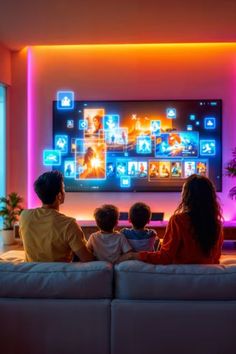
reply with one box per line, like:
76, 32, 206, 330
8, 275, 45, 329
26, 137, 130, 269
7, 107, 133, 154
86, 234, 94, 253
154, 236, 160, 251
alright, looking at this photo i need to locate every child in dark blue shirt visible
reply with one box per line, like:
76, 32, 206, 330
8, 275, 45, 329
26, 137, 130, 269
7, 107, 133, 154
121, 202, 160, 252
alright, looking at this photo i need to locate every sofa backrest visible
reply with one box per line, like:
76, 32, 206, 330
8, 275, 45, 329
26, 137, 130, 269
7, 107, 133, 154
0, 261, 113, 299
115, 260, 236, 300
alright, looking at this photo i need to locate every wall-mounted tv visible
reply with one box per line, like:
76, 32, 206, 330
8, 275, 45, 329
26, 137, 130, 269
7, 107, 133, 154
52, 99, 222, 192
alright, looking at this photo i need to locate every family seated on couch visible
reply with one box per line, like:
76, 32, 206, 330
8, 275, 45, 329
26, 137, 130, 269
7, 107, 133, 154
19, 171, 223, 265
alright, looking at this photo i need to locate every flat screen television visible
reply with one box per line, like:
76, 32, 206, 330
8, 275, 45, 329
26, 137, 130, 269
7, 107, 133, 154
52, 99, 222, 192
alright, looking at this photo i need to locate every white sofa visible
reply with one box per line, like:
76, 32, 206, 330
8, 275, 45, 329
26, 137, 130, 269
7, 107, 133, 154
1, 254, 236, 354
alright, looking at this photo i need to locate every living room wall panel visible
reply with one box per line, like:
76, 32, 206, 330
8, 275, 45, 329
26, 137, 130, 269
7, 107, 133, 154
9, 44, 236, 220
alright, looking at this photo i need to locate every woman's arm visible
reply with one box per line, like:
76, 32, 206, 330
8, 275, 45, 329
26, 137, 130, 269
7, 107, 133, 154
138, 215, 182, 264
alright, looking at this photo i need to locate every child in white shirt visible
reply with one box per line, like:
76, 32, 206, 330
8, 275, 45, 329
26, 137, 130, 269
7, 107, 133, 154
87, 204, 132, 263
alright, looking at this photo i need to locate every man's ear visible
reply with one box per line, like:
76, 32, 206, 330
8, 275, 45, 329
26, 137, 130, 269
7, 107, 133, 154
57, 192, 63, 202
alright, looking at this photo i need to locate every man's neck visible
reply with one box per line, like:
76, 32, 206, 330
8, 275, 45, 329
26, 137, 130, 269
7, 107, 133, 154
42, 203, 59, 211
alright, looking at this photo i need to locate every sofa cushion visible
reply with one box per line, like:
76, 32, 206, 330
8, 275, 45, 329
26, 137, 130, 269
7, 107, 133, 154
115, 261, 236, 300
0, 261, 113, 299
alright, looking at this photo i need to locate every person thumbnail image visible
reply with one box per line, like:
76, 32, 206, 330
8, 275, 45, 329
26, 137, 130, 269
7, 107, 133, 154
184, 161, 196, 178
136, 136, 152, 154
159, 161, 170, 178
128, 161, 138, 177
84, 108, 104, 137
171, 161, 182, 178
150, 120, 161, 135
138, 161, 148, 178
196, 161, 207, 176
116, 161, 128, 177
64, 161, 75, 178
148, 161, 160, 180
104, 115, 119, 130
105, 128, 128, 146
106, 162, 116, 178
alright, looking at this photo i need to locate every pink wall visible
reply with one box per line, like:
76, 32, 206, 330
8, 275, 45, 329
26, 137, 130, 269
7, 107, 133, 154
7, 50, 28, 200
10, 43, 236, 220
0, 44, 11, 85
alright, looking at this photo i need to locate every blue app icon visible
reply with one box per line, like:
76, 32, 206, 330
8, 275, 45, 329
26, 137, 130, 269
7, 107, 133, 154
166, 108, 176, 119
189, 114, 196, 121
200, 140, 216, 156
43, 150, 61, 166
204, 117, 216, 129
136, 136, 152, 154
67, 120, 74, 128
120, 176, 131, 188
103, 114, 120, 130
57, 91, 74, 110
187, 125, 193, 131
55, 135, 68, 153
79, 119, 88, 130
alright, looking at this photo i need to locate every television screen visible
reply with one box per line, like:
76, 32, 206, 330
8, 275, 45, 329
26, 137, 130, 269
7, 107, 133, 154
52, 99, 222, 192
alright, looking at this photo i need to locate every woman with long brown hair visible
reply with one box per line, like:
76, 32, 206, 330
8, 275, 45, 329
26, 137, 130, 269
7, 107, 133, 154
122, 174, 224, 264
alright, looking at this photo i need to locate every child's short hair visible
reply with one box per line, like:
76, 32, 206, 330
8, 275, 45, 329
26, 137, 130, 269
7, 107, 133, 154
129, 202, 151, 229
94, 204, 119, 232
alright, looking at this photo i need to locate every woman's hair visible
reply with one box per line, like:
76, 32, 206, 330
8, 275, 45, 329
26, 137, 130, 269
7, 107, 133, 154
175, 174, 223, 256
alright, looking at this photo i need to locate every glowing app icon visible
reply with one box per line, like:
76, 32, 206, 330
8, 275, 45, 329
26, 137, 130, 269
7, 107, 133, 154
166, 108, 176, 119
120, 176, 131, 188
187, 125, 193, 131
189, 114, 196, 121
43, 150, 61, 166
57, 91, 74, 110
67, 120, 74, 128
55, 135, 68, 153
204, 117, 216, 129
103, 115, 120, 130
136, 136, 152, 154
200, 140, 216, 156
79, 119, 88, 130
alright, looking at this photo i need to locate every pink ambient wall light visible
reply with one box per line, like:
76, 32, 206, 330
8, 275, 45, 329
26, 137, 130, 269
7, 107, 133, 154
27, 47, 35, 208
26, 43, 236, 219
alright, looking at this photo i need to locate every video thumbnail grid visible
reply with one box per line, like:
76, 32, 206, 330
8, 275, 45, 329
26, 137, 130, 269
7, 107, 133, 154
50, 100, 222, 192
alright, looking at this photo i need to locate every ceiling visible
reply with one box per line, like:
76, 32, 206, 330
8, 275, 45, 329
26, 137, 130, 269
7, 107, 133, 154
0, 0, 236, 50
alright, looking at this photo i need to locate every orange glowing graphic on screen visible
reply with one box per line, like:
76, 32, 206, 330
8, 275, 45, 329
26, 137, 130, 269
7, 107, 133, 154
75, 139, 106, 180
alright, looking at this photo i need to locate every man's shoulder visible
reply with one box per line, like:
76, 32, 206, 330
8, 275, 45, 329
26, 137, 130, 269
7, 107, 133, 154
21, 208, 77, 224
20, 208, 38, 219
55, 212, 80, 231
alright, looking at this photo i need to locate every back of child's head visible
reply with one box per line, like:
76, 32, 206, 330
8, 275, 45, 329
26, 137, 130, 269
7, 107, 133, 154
94, 204, 119, 232
129, 202, 151, 229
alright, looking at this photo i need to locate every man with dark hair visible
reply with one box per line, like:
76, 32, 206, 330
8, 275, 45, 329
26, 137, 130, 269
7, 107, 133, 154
19, 171, 94, 262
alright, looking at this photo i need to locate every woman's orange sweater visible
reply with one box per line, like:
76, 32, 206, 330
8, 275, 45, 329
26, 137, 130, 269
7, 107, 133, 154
138, 213, 223, 264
